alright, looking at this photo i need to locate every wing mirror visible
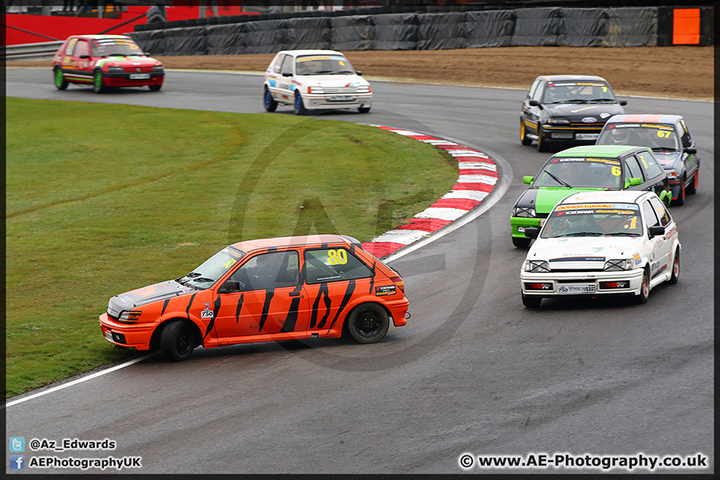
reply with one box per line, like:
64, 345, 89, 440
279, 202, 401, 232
529, 100, 539, 106
619, 100, 628, 106
523, 176, 534, 184
356, 71, 363, 76
684, 147, 697, 154
524, 227, 539, 239
79, 54, 90, 59
282, 72, 292, 77
218, 280, 241, 294
624, 177, 642, 188
648, 225, 665, 238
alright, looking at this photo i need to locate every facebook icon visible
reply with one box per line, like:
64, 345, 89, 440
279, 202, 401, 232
10, 455, 25, 470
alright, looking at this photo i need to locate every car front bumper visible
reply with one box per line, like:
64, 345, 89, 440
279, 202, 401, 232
520, 268, 644, 298
301, 93, 372, 110
103, 72, 164, 87
540, 125, 603, 144
99, 313, 155, 350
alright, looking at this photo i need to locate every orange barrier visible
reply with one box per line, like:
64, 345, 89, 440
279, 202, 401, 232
673, 8, 700, 45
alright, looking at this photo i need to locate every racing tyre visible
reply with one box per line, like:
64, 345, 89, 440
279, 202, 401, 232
686, 170, 698, 195
358, 106, 371, 113
160, 320, 197, 361
512, 237, 531, 248
520, 121, 532, 146
149, 84, 162, 92
522, 293, 542, 308
53, 67, 68, 90
669, 249, 680, 284
264, 87, 278, 112
536, 126, 550, 152
93, 70, 106, 93
673, 175, 686, 206
294, 92, 307, 115
635, 267, 650, 304
346, 304, 389, 344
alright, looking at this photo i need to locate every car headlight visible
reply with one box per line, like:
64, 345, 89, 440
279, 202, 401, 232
308, 86, 324, 94
665, 170, 679, 179
523, 260, 550, 273
603, 258, 635, 271
108, 66, 124, 73
547, 117, 570, 125
118, 310, 142, 324
513, 206, 536, 218
153, 65, 164, 72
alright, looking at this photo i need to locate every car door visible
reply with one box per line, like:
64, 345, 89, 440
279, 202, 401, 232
679, 119, 699, 179
635, 149, 669, 195
276, 54, 295, 102
267, 53, 284, 97
213, 250, 310, 343
72, 39, 93, 77
302, 246, 376, 336
642, 197, 673, 280
522, 77, 544, 136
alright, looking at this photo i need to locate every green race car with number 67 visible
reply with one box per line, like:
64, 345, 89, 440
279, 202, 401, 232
510, 145, 671, 248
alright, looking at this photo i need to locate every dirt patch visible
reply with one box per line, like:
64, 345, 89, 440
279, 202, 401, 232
9, 46, 713, 100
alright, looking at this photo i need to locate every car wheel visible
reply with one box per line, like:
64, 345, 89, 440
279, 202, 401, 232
294, 91, 307, 115
521, 293, 542, 308
686, 169, 698, 195
93, 70, 106, 93
520, 121, 532, 145
149, 84, 162, 92
160, 320, 197, 361
673, 175, 686, 206
512, 236, 531, 248
358, 106, 371, 113
53, 67, 68, 90
346, 304, 389, 344
669, 249, 680, 284
537, 126, 549, 152
635, 267, 650, 304
264, 87, 278, 112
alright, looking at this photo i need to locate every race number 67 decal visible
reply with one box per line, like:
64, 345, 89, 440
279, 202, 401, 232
328, 249, 347, 265
657, 130, 671, 138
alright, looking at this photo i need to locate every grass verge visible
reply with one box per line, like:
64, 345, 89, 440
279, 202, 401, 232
5, 98, 458, 397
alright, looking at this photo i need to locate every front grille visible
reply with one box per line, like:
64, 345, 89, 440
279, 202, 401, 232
323, 87, 358, 94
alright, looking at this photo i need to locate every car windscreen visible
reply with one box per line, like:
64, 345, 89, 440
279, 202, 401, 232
295, 55, 355, 75
542, 81, 615, 104
534, 157, 623, 189
541, 203, 642, 238
176, 246, 245, 290
597, 123, 679, 151
91, 38, 145, 57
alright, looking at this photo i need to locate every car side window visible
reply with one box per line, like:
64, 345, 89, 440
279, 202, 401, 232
636, 151, 664, 179
272, 54, 284, 74
623, 156, 644, 181
533, 82, 545, 102
74, 40, 90, 58
304, 248, 373, 284
527, 78, 541, 101
649, 196, 671, 227
65, 38, 78, 56
641, 200, 660, 230
280, 55, 293, 76
225, 251, 299, 292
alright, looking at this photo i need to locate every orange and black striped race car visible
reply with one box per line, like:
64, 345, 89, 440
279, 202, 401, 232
99, 235, 409, 361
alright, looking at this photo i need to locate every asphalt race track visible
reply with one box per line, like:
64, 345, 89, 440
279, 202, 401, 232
5, 68, 714, 474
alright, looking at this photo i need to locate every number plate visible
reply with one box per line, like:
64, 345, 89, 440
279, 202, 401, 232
557, 284, 596, 295
551, 132, 574, 139
327, 95, 353, 102
575, 133, 599, 140
105, 330, 114, 342
129, 73, 150, 80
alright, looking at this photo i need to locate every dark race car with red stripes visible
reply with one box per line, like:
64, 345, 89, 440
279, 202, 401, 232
597, 114, 700, 206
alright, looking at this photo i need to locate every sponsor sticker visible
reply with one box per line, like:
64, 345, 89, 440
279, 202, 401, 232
375, 285, 397, 296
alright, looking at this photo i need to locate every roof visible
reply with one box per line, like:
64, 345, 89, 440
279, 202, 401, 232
230, 234, 356, 252
560, 190, 651, 205
605, 114, 684, 125
66, 34, 131, 40
278, 49, 344, 57
538, 75, 608, 83
553, 145, 642, 158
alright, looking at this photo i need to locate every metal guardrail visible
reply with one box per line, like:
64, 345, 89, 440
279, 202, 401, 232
4, 41, 64, 61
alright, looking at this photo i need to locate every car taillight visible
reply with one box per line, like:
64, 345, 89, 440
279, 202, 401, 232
390, 275, 404, 294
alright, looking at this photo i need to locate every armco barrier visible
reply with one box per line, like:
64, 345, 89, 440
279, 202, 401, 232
126, 6, 712, 56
